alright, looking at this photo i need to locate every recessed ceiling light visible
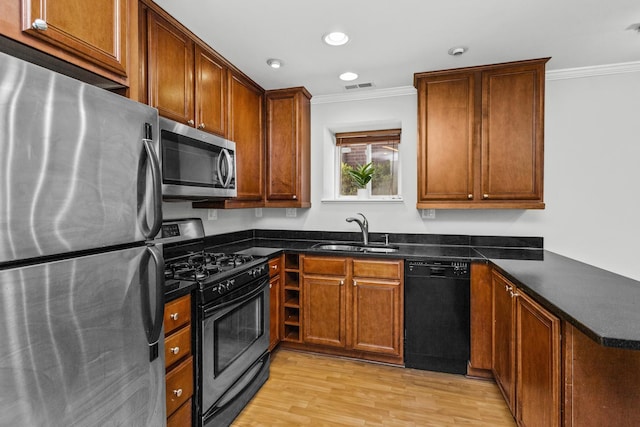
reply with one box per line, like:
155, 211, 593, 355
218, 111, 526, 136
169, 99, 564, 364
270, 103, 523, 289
339, 72, 358, 81
323, 31, 349, 46
266, 58, 283, 69
448, 47, 467, 56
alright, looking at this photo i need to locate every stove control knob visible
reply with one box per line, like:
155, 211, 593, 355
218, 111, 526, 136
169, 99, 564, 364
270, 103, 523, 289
229, 279, 235, 288
217, 284, 224, 294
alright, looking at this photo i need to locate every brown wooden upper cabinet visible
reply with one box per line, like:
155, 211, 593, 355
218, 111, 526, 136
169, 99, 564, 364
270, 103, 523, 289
0, 0, 129, 83
265, 87, 312, 208
193, 71, 266, 208
414, 58, 549, 209
144, 9, 226, 136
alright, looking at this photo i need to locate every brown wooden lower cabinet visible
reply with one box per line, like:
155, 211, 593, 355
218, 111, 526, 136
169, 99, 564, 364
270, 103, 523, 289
491, 269, 560, 426
164, 294, 193, 426
563, 323, 640, 427
268, 255, 283, 351
468, 262, 493, 378
516, 291, 561, 427
295, 255, 403, 365
167, 398, 192, 427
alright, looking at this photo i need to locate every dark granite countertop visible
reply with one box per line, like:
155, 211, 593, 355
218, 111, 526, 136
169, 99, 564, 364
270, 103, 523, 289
197, 230, 640, 350
486, 251, 640, 350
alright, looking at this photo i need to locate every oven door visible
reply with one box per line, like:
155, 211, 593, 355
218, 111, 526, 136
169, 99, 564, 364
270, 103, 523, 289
200, 277, 269, 416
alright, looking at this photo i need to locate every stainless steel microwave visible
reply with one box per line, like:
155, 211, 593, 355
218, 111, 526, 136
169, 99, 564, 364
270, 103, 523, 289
158, 117, 237, 199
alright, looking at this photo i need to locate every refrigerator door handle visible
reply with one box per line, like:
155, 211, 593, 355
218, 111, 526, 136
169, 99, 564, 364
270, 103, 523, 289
141, 244, 165, 361
139, 132, 162, 239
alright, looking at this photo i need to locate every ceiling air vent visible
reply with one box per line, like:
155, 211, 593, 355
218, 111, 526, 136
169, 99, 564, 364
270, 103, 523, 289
344, 82, 375, 90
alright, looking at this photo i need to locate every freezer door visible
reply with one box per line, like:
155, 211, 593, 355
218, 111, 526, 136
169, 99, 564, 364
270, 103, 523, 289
0, 52, 161, 264
0, 246, 165, 426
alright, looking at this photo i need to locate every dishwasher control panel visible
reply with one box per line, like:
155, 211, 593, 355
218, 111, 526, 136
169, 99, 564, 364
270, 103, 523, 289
406, 259, 470, 278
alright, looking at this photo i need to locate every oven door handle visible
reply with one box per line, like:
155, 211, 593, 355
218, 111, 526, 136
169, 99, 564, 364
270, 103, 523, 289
203, 277, 268, 317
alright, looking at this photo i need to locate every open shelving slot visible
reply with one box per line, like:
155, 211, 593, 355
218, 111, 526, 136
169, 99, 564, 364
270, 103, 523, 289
282, 253, 302, 343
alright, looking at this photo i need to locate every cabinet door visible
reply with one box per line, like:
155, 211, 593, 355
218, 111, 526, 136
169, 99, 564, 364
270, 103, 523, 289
481, 63, 545, 202
228, 72, 264, 202
146, 10, 194, 125
416, 72, 475, 203
516, 292, 560, 427
350, 278, 402, 358
492, 271, 516, 412
302, 276, 346, 348
22, 0, 127, 76
268, 272, 281, 351
265, 88, 311, 206
469, 263, 493, 377
195, 45, 226, 136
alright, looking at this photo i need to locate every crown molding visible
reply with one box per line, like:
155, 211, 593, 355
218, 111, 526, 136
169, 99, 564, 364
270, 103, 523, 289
546, 61, 640, 81
310, 86, 416, 105
311, 62, 640, 104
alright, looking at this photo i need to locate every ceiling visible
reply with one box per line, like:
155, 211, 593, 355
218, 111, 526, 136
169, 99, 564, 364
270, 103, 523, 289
153, 0, 640, 97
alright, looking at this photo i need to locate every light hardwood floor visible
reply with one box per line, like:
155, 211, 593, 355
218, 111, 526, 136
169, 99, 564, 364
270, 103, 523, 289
232, 349, 516, 426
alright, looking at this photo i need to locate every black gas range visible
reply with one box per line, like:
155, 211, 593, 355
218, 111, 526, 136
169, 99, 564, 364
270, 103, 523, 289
158, 218, 268, 301
157, 218, 271, 427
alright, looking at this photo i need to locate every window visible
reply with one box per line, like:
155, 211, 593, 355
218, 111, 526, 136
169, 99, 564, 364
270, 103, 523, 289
335, 128, 401, 199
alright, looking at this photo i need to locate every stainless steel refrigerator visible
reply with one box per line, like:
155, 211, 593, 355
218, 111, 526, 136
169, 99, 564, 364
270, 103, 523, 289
0, 52, 165, 426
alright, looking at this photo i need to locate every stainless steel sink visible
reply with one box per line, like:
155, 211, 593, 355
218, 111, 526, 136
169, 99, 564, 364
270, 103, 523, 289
312, 243, 364, 252
311, 243, 399, 253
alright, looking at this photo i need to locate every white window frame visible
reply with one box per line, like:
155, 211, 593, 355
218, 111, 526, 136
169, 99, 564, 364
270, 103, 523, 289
333, 129, 402, 201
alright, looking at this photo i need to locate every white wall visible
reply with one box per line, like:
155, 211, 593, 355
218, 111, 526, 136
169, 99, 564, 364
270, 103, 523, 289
163, 69, 640, 280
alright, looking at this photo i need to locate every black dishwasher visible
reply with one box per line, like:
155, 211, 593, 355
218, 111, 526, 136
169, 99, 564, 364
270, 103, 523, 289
404, 259, 470, 374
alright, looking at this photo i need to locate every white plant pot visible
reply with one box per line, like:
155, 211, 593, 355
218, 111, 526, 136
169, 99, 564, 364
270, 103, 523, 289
357, 188, 367, 199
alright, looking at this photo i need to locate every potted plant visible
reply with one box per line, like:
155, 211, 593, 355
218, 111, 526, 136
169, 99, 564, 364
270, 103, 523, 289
347, 162, 375, 198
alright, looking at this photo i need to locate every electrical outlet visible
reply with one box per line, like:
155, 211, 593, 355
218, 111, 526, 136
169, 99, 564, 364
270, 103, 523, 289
285, 208, 297, 218
421, 209, 436, 219
207, 209, 217, 220
255, 208, 263, 218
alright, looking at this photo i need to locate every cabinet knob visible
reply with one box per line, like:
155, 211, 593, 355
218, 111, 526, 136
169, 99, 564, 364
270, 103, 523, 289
339, 280, 344, 286
187, 120, 195, 126
271, 265, 277, 269
510, 290, 520, 298
198, 123, 205, 129
173, 388, 183, 398
352, 280, 357, 287
293, 195, 297, 200
483, 194, 489, 199
269, 283, 272, 289
468, 194, 473, 199
32, 19, 48, 31
170, 313, 179, 321
170, 346, 180, 355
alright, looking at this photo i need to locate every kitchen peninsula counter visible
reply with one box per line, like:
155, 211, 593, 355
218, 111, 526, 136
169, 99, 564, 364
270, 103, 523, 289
202, 230, 640, 350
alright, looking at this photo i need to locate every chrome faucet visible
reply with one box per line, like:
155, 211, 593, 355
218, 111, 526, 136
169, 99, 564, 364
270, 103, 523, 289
346, 213, 369, 245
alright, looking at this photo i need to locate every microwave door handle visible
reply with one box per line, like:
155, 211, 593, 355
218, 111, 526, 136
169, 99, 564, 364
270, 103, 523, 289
218, 148, 234, 188
139, 134, 162, 239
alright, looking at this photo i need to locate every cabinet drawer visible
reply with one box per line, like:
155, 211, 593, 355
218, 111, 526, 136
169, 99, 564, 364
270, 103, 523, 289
269, 257, 281, 278
167, 398, 192, 427
166, 356, 193, 417
353, 259, 402, 280
164, 295, 191, 335
165, 325, 191, 368
303, 256, 347, 276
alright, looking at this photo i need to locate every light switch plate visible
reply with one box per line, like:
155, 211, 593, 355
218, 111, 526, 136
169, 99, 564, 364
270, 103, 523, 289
285, 208, 297, 218
208, 209, 218, 220
255, 208, 263, 218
